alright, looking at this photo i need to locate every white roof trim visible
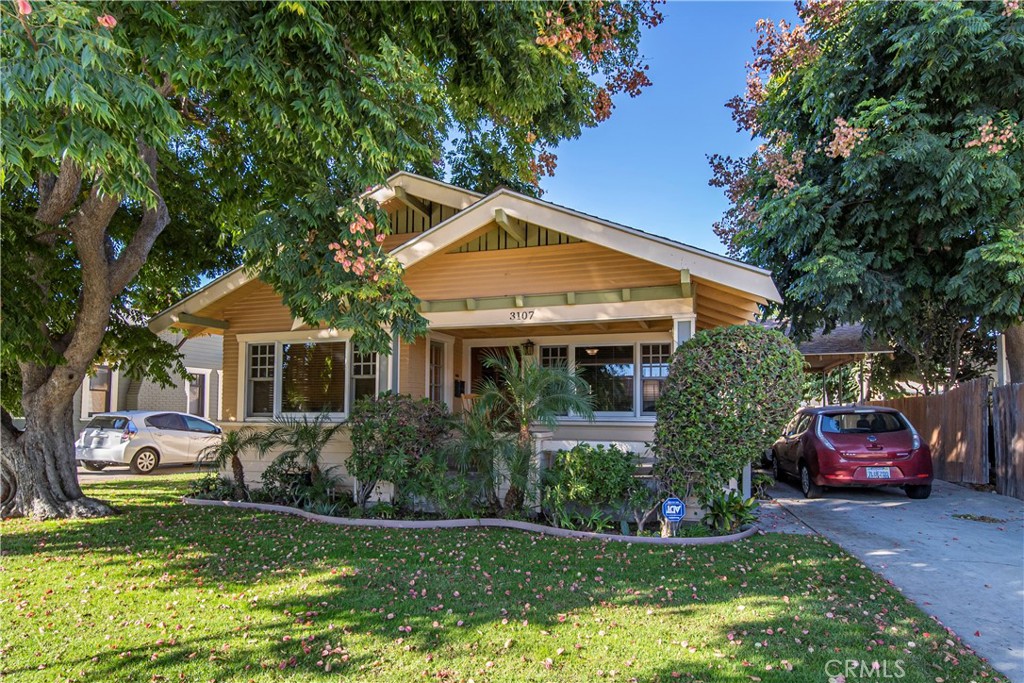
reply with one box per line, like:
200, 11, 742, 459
393, 189, 781, 302
148, 266, 251, 333
363, 171, 484, 211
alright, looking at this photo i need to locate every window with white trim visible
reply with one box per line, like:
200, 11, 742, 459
86, 366, 112, 416
428, 341, 445, 403
187, 373, 207, 417
539, 345, 568, 369
244, 339, 377, 419
351, 349, 378, 405
246, 343, 275, 417
536, 341, 671, 419
280, 341, 346, 414
640, 343, 671, 415
575, 345, 635, 414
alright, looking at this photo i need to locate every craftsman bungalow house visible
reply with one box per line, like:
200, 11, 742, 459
149, 173, 780, 493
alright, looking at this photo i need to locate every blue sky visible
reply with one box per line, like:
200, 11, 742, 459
541, 1, 798, 256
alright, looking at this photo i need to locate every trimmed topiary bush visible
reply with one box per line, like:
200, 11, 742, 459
653, 324, 803, 503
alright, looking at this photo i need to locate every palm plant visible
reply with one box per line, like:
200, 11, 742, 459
264, 413, 345, 492
477, 347, 594, 512
444, 399, 516, 512
196, 427, 263, 500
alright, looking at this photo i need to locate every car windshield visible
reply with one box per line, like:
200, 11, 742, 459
819, 411, 907, 434
85, 416, 130, 430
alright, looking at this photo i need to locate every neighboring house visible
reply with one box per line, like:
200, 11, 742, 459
148, 172, 780, 497
74, 331, 222, 434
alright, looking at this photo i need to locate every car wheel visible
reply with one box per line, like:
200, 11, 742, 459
799, 462, 823, 499
81, 462, 107, 472
129, 448, 160, 475
771, 453, 783, 482
905, 484, 932, 500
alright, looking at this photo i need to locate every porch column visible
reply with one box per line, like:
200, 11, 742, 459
390, 332, 401, 393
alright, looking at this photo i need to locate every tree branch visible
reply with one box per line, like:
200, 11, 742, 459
58, 187, 121, 381
35, 158, 82, 227
109, 142, 170, 295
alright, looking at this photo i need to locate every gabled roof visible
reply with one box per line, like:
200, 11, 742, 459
150, 171, 779, 333
364, 171, 484, 211
392, 186, 780, 303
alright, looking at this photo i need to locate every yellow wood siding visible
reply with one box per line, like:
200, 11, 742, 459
220, 281, 310, 420
404, 240, 680, 301
400, 337, 428, 399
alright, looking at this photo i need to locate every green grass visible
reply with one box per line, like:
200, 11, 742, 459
0, 475, 1005, 682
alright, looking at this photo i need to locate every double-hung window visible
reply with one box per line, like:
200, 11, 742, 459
640, 343, 671, 415
351, 350, 379, 406
538, 340, 672, 419
247, 344, 275, 417
244, 338, 377, 419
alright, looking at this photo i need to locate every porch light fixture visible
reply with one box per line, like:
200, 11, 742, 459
522, 339, 536, 355
585, 347, 599, 356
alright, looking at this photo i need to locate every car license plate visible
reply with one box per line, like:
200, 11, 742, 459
866, 467, 891, 479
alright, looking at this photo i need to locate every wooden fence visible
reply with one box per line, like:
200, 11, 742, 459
992, 383, 1024, 500
870, 377, 990, 484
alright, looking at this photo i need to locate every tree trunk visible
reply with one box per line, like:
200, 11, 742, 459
1, 385, 115, 519
1005, 324, 1024, 384
230, 454, 248, 500
5, 144, 171, 520
503, 484, 525, 513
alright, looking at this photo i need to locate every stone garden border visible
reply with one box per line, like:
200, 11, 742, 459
183, 497, 758, 546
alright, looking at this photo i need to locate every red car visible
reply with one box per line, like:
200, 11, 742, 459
770, 406, 933, 499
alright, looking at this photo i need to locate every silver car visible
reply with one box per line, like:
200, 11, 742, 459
75, 411, 222, 474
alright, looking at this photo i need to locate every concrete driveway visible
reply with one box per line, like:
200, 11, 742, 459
771, 478, 1024, 682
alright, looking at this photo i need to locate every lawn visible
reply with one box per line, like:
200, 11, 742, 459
0, 475, 1003, 682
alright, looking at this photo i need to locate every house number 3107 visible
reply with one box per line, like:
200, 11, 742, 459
509, 310, 535, 321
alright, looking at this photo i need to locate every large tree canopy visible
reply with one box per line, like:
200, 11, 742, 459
710, 0, 1024, 390
0, 0, 662, 519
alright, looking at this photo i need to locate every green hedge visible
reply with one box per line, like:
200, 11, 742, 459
653, 325, 803, 503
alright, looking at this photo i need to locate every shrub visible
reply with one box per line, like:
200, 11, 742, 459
186, 472, 237, 500
702, 490, 758, 534
653, 325, 803, 503
259, 450, 309, 504
544, 443, 636, 527
348, 392, 452, 510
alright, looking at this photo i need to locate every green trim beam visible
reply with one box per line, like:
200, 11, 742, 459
174, 313, 229, 330
417, 283, 692, 314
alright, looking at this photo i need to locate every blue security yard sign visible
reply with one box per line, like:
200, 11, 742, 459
662, 496, 686, 522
